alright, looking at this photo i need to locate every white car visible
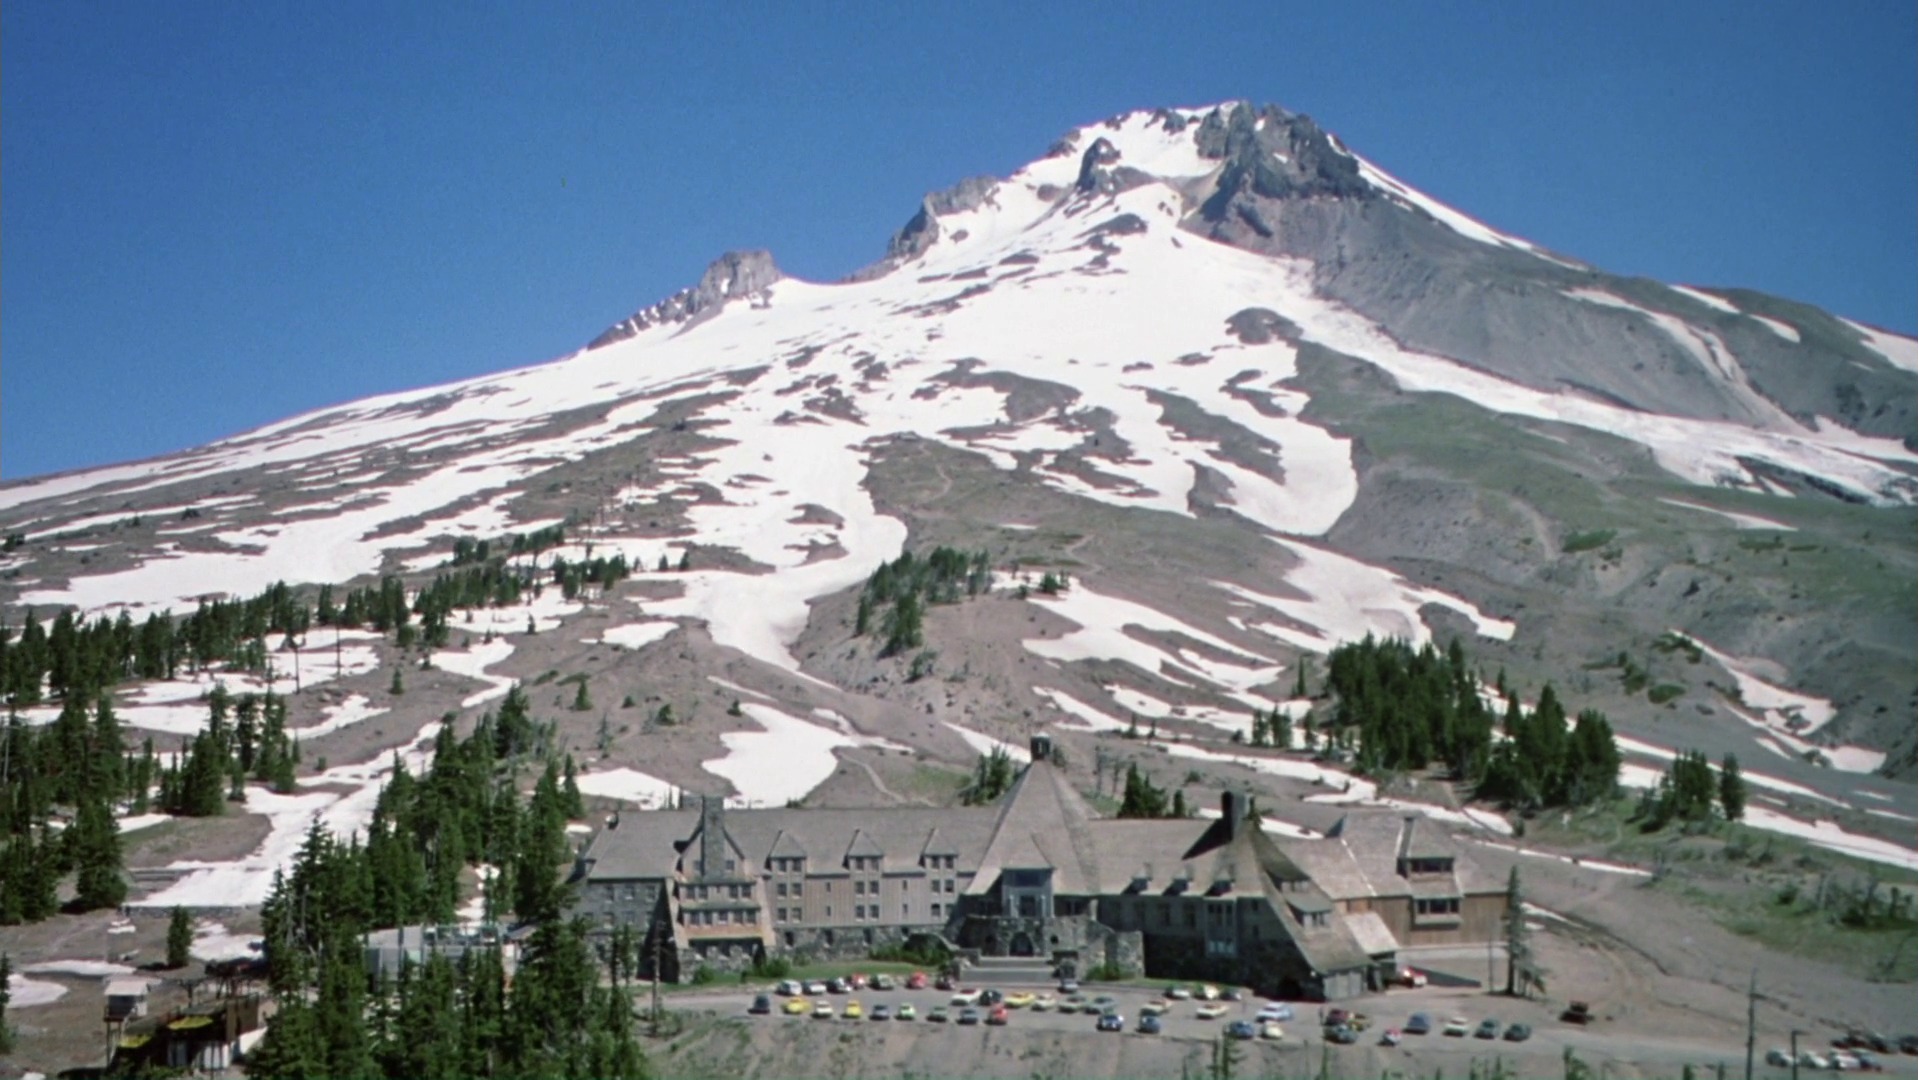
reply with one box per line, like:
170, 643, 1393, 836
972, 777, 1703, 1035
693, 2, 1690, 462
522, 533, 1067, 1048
1799, 1051, 1831, 1070
1195, 1003, 1230, 1020
1256, 1003, 1294, 1023
776, 980, 803, 997
1165, 985, 1193, 1001
1197, 984, 1222, 1001
1765, 1049, 1792, 1068
1830, 1051, 1861, 1071
950, 988, 983, 1006
803, 980, 829, 996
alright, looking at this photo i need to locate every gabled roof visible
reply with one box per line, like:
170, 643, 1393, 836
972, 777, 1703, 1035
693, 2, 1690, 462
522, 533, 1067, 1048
969, 756, 1101, 895
920, 827, 957, 859
768, 829, 808, 860
844, 829, 885, 862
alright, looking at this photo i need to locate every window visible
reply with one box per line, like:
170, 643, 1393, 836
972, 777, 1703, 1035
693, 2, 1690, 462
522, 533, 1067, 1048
726, 859, 736, 873
777, 882, 788, 898
931, 902, 942, 918
902, 903, 909, 918
1184, 907, 1197, 928
944, 879, 955, 894
777, 907, 787, 922
793, 882, 803, 896
854, 905, 863, 920
826, 905, 833, 918
1415, 897, 1462, 917
855, 881, 866, 896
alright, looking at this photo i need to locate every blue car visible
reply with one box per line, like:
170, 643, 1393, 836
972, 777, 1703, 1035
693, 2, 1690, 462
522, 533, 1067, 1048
1096, 1012, 1124, 1032
1226, 1020, 1257, 1040
1406, 1012, 1432, 1035
1138, 1015, 1163, 1035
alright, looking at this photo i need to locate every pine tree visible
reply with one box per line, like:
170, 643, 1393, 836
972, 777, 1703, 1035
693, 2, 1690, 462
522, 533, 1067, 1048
571, 680, 591, 712
70, 795, 127, 911
1718, 753, 1747, 821
390, 667, 405, 696
167, 905, 194, 968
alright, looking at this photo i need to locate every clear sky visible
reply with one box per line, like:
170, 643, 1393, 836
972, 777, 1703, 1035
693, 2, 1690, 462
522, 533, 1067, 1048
3, 1, 1913, 480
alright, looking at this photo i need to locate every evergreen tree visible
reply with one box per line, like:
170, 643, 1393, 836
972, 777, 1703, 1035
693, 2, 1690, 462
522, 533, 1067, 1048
571, 680, 591, 712
69, 794, 126, 911
167, 905, 194, 968
1718, 753, 1747, 821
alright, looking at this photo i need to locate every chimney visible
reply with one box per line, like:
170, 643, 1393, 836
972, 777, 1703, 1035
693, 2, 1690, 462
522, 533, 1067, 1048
1221, 790, 1243, 842
1029, 733, 1052, 763
699, 795, 727, 878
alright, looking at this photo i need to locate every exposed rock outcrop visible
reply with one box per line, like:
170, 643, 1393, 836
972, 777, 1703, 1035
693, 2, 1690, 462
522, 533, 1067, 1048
589, 250, 783, 349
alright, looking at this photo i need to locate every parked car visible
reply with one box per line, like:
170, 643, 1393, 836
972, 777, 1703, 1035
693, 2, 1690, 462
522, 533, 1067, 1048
1166, 985, 1193, 1000
1256, 1002, 1294, 1023
1060, 994, 1089, 1014
1393, 968, 1428, 988
749, 994, 773, 1015
775, 980, 803, 997
1406, 1012, 1433, 1035
896, 1003, 917, 1021
783, 997, 809, 1016
1326, 1024, 1358, 1045
1899, 1034, 1918, 1055
847, 973, 869, 990
1800, 1051, 1832, 1070
812, 1001, 834, 1019
927, 1007, 950, 1023
1091, 995, 1117, 1011
1006, 991, 1036, 1008
1058, 977, 1080, 993
1475, 1018, 1499, 1039
987, 1005, 1010, 1026
980, 989, 1005, 1007
1325, 1008, 1351, 1028
1196, 1003, 1230, 1020
935, 973, 956, 991
1198, 984, 1223, 1001
1443, 1016, 1471, 1037
1562, 1001, 1594, 1025
803, 980, 829, 996
1096, 1012, 1124, 1032
1032, 993, 1058, 1011
870, 1004, 890, 1021
958, 1007, 982, 1025
1259, 1022, 1285, 1041
1226, 1020, 1257, 1041
1831, 1051, 1862, 1071
1142, 1001, 1170, 1017
1503, 1023, 1532, 1042
1224, 987, 1246, 1002
950, 988, 983, 1006
844, 999, 864, 1020
827, 977, 850, 994
1765, 1049, 1793, 1068
1380, 1029, 1401, 1047
1139, 1015, 1164, 1035
871, 973, 895, 991
906, 971, 928, 990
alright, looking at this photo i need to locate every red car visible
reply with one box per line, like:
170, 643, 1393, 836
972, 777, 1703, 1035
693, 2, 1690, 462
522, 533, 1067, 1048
848, 973, 869, 990
935, 973, 957, 991
986, 1005, 1010, 1026
907, 972, 928, 990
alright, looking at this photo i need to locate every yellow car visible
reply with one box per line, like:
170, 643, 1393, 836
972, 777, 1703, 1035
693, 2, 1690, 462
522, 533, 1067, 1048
1141, 1001, 1169, 1017
1005, 991, 1036, 1009
783, 997, 809, 1016
1196, 1003, 1230, 1020
844, 999, 864, 1020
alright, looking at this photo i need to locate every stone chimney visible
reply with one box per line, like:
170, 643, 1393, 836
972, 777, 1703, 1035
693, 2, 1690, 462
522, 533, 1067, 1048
1220, 790, 1244, 842
699, 795, 727, 878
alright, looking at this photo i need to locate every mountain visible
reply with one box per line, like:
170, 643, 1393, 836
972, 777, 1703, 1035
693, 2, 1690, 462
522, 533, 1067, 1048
2, 102, 1914, 892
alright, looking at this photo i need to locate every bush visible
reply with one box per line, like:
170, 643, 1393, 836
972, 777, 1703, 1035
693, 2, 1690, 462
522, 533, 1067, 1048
1083, 961, 1127, 982
1562, 529, 1617, 554
690, 964, 719, 985
750, 956, 792, 979
1647, 684, 1685, 705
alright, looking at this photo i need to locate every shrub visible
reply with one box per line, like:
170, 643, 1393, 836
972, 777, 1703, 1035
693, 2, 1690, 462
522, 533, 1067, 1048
1562, 529, 1617, 554
1648, 684, 1685, 705
690, 964, 718, 985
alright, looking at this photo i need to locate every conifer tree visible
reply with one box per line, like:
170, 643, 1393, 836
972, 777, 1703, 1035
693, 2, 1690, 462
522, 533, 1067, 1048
1718, 753, 1747, 821
167, 905, 194, 968
69, 794, 126, 911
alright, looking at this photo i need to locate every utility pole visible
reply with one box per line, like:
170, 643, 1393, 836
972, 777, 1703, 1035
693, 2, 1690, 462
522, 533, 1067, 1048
1744, 968, 1757, 1080
1790, 1029, 1803, 1080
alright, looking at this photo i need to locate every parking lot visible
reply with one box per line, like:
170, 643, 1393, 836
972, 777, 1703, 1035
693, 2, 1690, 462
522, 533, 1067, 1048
659, 975, 1918, 1078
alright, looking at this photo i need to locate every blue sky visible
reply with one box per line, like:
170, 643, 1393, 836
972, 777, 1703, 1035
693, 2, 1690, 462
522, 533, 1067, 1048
3, 1, 1913, 480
